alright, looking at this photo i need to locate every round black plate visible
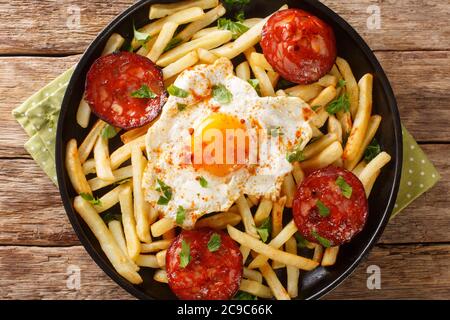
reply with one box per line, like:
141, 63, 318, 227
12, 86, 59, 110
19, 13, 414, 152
56, 0, 403, 300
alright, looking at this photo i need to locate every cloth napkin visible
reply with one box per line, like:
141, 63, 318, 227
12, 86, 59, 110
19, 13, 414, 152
11, 69, 440, 217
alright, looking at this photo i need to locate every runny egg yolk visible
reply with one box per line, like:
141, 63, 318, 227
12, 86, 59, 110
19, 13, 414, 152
191, 113, 249, 177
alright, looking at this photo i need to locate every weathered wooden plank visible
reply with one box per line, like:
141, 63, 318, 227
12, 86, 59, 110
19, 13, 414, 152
0, 143, 447, 246
0, 0, 449, 55
1, 51, 449, 159
0, 244, 448, 299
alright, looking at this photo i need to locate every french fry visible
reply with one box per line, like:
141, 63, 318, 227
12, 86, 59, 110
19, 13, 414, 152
88, 165, 133, 191
357, 152, 391, 189
300, 141, 343, 172
108, 220, 128, 256
156, 30, 232, 67
229, 223, 318, 271
132, 7, 205, 49
243, 268, 263, 283
311, 125, 324, 139
327, 115, 343, 144
153, 269, 169, 283
94, 134, 115, 181
132, 145, 152, 243
352, 160, 367, 177
78, 120, 107, 164
73, 196, 142, 284
292, 162, 305, 185
120, 122, 153, 145
336, 111, 352, 139
141, 239, 173, 253
336, 57, 359, 118
76, 96, 91, 129
365, 169, 381, 197
267, 70, 279, 88
343, 74, 373, 163
282, 174, 296, 208
240, 245, 251, 264
197, 48, 219, 64
136, 255, 159, 268
66, 139, 92, 195
82, 158, 96, 175
151, 218, 175, 238
102, 33, 125, 56
259, 262, 291, 300
195, 211, 242, 229
110, 135, 146, 170
303, 133, 338, 159
245, 48, 275, 97
285, 237, 300, 298
210, 5, 288, 59
192, 18, 262, 40
321, 246, 339, 267
175, 4, 226, 43
162, 50, 199, 80
329, 64, 343, 80
249, 52, 274, 72
248, 195, 260, 207
276, 89, 287, 96
136, 36, 158, 56
235, 61, 251, 81
240, 279, 273, 299
310, 86, 337, 128
333, 157, 344, 168
147, 21, 179, 62
149, 0, 218, 19
94, 183, 129, 213
285, 83, 323, 102
236, 195, 259, 238
318, 74, 338, 87
272, 196, 286, 238
156, 250, 167, 267
254, 198, 273, 226
344, 115, 382, 170
119, 186, 141, 261
313, 245, 324, 263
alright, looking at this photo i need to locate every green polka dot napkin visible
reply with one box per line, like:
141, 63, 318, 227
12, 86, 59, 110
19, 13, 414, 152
11, 69, 440, 218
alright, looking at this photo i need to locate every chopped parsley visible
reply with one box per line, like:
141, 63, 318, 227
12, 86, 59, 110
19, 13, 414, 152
233, 291, 257, 300
337, 79, 346, 88
235, 10, 245, 22
102, 212, 122, 224
198, 176, 208, 188
177, 103, 187, 111
316, 200, 330, 217
164, 37, 182, 52
207, 233, 221, 252
256, 217, 271, 243
167, 84, 189, 98
217, 18, 249, 39
326, 94, 350, 115
179, 240, 191, 268
267, 126, 284, 137
133, 22, 151, 45
80, 193, 102, 206
364, 139, 382, 162
156, 179, 172, 205
336, 176, 353, 199
176, 206, 186, 225
247, 78, 261, 96
101, 124, 118, 139
212, 84, 233, 104
311, 231, 332, 248
294, 233, 310, 249
130, 84, 157, 99
286, 142, 305, 163
311, 105, 321, 112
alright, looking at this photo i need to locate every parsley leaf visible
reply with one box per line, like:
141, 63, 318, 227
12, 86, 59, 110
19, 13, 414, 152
164, 37, 182, 52
198, 176, 208, 188
177, 103, 187, 111
130, 85, 157, 99
156, 179, 172, 205
267, 126, 284, 137
167, 84, 189, 98
217, 18, 249, 40
223, 0, 251, 7
133, 22, 151, 45
286, 142, 305, 163
337, 79, 346, 88
294, 233, 310, 249
179, 240, 191, 268
247, 79, 261, 96
212, 84, 233, 104
80, 193, 102, 206
311, 105, 321, 112
256, 217, 271, 243
235, 10, 245, 22
336, 176, 353, 199
207, 233, 221, 252
233, 291, 257, 300
176, 206, 186, 225
316, 200, 330, 217
311, 231, 332, 248
326, 94, 350, 115
101, 124, 118, 139
102, 212, 122, 224
364, 139, 382, 162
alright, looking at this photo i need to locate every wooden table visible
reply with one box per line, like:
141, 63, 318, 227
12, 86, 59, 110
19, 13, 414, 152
0, 0, 449, 300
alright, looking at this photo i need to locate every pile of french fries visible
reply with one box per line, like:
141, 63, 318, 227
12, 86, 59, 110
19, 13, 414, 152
67, 0, 391, 300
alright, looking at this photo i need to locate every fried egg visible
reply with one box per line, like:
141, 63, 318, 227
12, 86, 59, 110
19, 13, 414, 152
143, 58, 313, 228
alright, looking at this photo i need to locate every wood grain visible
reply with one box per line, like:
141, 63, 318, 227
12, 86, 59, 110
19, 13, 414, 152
0, 0, 449, 55
0, 244, 448, 299
0, 144, 448, 246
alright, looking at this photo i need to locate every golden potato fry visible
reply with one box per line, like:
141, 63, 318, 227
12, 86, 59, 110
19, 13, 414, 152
78, 120, 107, 164
300, 141, 343, 172
259, 262, 290, 300
147, 21, 179, 62
285, 237, 300, 298
119, 186, 141, 261
162, 50, 199, 79
66, 139, 92, 195
195, 211, 242, 229
240, 279, 273, 299
321, 246, 340, 267
336, 57, 359, 118
102, 33, 125, 56
149, 0, 218, 19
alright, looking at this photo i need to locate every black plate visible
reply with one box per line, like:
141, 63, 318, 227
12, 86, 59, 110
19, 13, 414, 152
56, 0, 403, 300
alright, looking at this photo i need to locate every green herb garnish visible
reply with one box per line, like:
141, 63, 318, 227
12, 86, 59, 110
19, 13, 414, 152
198, 176, 208, 188
133, 22, 151, 45
176, 206, 186, 225
207, 233, 221, 252
311, 231, 332, 248
164, 37, 182, 52
267, 126, 284, 138
179, 240, 191, 268
336, 176, 353, 199
294, 233, 310, 249
247, 78, 261, 96
337, 79, 346, 88
364, 139, 382, 162
286, 142, 305, 163
177, 103, 187, 111
101, 124, 118, 139
326, 94, 350, 115
167, 84, 189, 98
235, 10, 245, 22
316, 200, 330, 217
256, 217, 271, 243
217, 18, 249, 40
311, 105, 321, 112
212, 84, 233, 104
233, 291, 257, 300
130, 84, 157, 99
156, 179, 172, 205
102, 212, 122, 224
80, 193, 102, 206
